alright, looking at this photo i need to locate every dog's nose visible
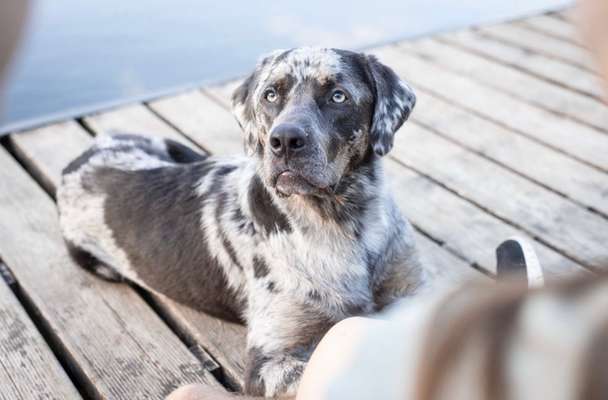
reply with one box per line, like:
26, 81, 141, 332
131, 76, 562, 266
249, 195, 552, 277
269, 124, 308, 157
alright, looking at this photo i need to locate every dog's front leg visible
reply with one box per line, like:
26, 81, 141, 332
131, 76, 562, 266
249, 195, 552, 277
243, 345, 307, 397
243, 293, 335, 397
373, 252, 430, 310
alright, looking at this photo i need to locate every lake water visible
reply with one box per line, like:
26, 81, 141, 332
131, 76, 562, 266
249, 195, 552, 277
0, 0, 572, 134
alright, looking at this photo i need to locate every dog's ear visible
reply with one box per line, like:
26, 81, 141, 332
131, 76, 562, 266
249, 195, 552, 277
365, 54, 416, 156
232, 71, 259, 156
232, 51, 283, 156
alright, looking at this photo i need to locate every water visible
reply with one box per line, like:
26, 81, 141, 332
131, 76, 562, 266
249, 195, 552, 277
0, 0, 572, 134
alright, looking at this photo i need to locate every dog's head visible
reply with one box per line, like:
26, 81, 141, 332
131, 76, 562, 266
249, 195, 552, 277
232, 47, 415, 197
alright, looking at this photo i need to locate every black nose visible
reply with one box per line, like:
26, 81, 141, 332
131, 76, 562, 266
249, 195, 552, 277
269, 124, 308, 157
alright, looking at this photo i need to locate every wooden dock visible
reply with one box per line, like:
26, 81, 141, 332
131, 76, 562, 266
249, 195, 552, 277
1, 8, 607, 399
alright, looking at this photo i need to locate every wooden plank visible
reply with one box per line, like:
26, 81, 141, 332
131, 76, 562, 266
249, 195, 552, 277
8, 122, 92, 196
553, 8, 577, 23
479, 23, 595, 72
415, 232, 483, 282
438, 30, 606, 101
0, 270, 81, 400
401, 38, 608, 132
149, 91, 244, 156
10, 119, 248, 390
390, 122, 608, 271
83, 104, 195, 146
516, 14, 582, 45
204, 80, 242, 108
384, 161, 581, 277
196, 86, 583, 277
410, 91, 608, 217
0, 138, 220, 399
372, 46, 608, 172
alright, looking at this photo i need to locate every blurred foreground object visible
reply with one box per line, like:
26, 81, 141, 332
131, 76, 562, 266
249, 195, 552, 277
0, 0, 29, 90
577, 0, 608, 97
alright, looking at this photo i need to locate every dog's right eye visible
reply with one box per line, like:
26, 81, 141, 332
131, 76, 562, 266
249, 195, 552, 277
264, 88, 278, 103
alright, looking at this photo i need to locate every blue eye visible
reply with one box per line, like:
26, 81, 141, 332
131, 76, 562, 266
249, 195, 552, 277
331, 90, 347, 103
264, 88, 278, 103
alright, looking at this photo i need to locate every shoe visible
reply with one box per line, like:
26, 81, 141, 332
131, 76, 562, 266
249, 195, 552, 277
496, 237, 544, 288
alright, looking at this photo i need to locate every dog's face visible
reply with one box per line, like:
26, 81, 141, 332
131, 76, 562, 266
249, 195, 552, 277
232, 47, 415, 197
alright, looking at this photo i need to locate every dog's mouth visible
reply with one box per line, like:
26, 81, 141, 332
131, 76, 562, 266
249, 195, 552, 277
274, 171, 331, 198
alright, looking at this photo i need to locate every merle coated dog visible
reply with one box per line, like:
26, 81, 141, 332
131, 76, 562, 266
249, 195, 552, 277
57, 47, 429, 397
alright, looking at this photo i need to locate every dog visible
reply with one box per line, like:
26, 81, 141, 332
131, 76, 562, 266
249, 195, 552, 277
57, 47, 429, 397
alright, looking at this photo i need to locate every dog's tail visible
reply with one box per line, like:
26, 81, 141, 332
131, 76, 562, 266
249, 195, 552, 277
162, 137, 207, 164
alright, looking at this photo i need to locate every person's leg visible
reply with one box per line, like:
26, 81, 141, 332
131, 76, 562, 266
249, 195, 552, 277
296, 317, 381, 400
165, 317, 376, 400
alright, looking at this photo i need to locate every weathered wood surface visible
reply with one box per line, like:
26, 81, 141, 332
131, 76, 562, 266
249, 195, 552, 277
0, 271, 81, 400
149, 91, 244, 155
438, 30, 606, 101
410, 92, 608, 217
0, 139, 220, 399
479, 23, 595, 72
391, 123, 607, 271
372, 46, 608, 172
401, 38, 608, 132
516, 14, 582, 45
83, 104, 195, 146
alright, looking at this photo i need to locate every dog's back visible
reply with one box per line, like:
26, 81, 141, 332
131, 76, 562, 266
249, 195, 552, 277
58, 134, 247, 322
59, 134, 202, 277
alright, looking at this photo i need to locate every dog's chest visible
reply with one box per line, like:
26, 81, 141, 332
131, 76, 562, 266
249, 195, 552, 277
258, 230, 376, 315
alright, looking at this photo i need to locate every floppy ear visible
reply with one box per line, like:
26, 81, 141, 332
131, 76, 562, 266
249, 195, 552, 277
366, 54, 416, 156
232, 51, 285, 156
232, 71, 259, 156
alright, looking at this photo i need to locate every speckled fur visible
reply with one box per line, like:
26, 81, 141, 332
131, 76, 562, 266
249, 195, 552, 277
57, 48, 427, 397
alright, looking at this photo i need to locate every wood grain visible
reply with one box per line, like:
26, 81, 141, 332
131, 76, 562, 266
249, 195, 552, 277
479, 23, 595, 72
83, 104, 196, 147
516, 14, 582, 45
372, 46, 608, 172
149, 90, 244, 155
0, 140, 220, 399
402, 38, 608, 132
0, 272, 81, 399
438, 30, 606, 101
390, 122, 607, 271
409, 90, 608, 217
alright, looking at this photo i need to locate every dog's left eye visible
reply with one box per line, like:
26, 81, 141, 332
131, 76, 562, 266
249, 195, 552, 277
331, 90, 347, 104
264, 88, 278, 103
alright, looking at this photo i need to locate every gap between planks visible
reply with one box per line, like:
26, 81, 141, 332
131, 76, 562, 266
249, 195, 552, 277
0, 260, 82, 400
436, 30, 607, 102
399, 37, 608, 135
372, 45, 608, 173
477, 22, 596, 73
